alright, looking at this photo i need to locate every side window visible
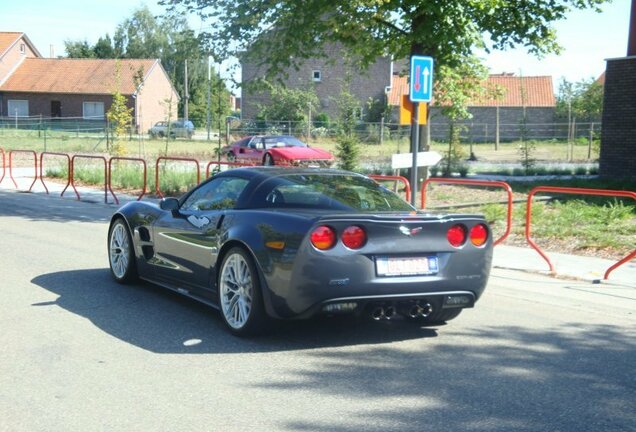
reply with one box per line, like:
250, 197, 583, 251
181, 177, 249, 212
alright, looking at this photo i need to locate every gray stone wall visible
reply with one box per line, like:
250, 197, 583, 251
428, 106, 556, 142
241, 44, 391, 121
600, 57, 636, 180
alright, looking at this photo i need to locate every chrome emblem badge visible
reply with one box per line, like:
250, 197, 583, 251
400, 226, 422, 236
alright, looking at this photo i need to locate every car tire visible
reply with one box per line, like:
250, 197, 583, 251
263, 153, 275, 166
158, 131, 165, 138
227, 152, 236, 162
108, 219, 138, 284
218, 247, 269, 336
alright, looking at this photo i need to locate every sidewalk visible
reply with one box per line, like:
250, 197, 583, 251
493, 245, 635, 287
2, 168, 635, 287
0, 167, 156, 206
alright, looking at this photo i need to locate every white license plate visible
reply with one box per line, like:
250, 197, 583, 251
376, 256, 439, 276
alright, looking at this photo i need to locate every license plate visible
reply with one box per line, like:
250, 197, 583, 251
376, 256, 439, 276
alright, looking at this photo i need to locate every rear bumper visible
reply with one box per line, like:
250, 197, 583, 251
308, 290, 475, 318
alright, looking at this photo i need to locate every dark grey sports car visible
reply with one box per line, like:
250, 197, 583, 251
108, 167, 493, 336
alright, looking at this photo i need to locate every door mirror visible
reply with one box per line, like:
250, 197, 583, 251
160, 197, 180, 212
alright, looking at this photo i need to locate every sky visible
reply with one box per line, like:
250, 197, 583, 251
1, 0, 632, 93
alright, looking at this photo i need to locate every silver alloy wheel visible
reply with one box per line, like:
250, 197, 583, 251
109, 222, 130, 279
220, 252, 253, 329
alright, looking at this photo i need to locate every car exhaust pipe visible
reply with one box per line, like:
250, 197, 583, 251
419, 302, 433, 318
407, 302, 433, 318
408, 305, 420, 318
384, 305, 396, 320
371, 306, 385, 321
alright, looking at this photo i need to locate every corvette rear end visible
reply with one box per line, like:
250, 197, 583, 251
262, 211, 493, 322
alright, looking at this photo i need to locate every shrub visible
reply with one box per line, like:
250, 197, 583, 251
335, 135, 360, 171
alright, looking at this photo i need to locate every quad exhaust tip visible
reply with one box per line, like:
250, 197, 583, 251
371, 303, 429, 320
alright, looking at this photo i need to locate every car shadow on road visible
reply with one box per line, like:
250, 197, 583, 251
31, 269, 438, 354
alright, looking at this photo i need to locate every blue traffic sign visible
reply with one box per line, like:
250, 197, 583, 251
410, 56, 434, 103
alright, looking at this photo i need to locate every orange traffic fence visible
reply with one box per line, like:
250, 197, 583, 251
108, 157, 147, 205
369, 175, 412, 203
0, 148, 5, 185
70, 155, 108, 203
39, 152, 72, 197
421, 178, 513, 246
9, 150, 38, 192
155, 157, 201, 198
526, 186, 636, 280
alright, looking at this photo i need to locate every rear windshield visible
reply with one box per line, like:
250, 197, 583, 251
256, 173, 413, 212
263, 136, 307, 149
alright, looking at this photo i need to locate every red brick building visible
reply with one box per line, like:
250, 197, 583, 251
0, 32, 179, 132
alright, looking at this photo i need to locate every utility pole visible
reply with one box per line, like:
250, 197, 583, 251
207, 56, 211, 141
184, 60, 189, 121
217, 62, 222, 162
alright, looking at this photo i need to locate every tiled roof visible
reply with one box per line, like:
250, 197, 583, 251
0, 32, 23, 57
596, 72, 605, 85
388, 75, 408, 106
0, 58, 159, 95
480, 74, 555, 107
389, 73, 555, 107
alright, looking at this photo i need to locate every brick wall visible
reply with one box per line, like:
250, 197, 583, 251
241, 43, 391, 121
136, 63, 179, 132
600, 57, 636, 180
0, 92, 132, 119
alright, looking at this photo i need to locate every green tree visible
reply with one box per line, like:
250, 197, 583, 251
257, 84, 318, 124
64, 40, 95, 58
333, 85, 361, 171
107, 62, 134, 156
93, 34, 116, 58
65, 6, 231, 129
433, 56, 501, 175
163, 0, 609, 81
556, 77, 604, 122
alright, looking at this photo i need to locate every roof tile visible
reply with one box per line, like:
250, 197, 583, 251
0, 58, 158, 94
0, 32, 23, 57
389, 73, 555, 107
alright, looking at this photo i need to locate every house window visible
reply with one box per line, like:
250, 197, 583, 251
312, 70, 321, 82
20, 43, 26, 54
83, 102, 105, 119
7, 100, 28, 117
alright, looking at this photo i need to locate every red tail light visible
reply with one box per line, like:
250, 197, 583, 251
447, 224, 467, 248
310, 225, 336, 250
469, 224, 488, 246
341, 225, 366, 249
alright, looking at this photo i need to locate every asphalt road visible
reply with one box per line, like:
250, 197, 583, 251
0, 189, 634, 432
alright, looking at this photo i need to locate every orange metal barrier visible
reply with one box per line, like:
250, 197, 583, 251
206, 161, 254, 177
421, 178, 513, 246
0, 148, 5, 185
9, 150, 38, 192
526, 186, 636, 280
155, 157, 201, 198
39, 152, 72, 197
369, 175, 412, 203
70, 155, 108, 203
108, 157, 147, 205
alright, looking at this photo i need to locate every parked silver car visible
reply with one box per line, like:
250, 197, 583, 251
148, 120, 194, 139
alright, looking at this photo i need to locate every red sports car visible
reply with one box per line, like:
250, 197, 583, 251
223, 135, 334, 167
